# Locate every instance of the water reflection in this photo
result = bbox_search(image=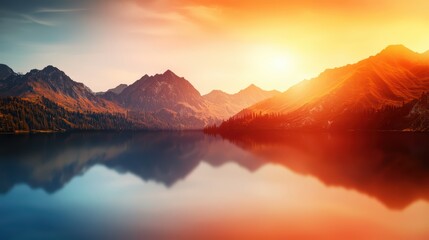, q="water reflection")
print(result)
[0,132,260,193]
[1,131,429,210]
[1,131,429,239]
[220,131,429,210]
